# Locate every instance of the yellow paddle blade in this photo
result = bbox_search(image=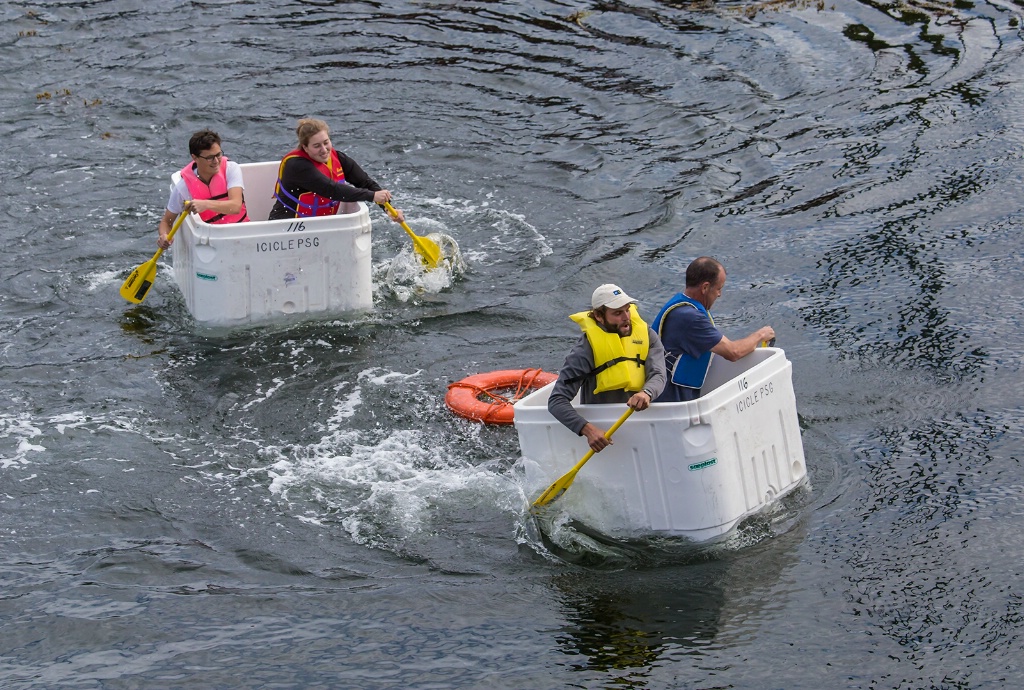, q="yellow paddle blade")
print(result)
[384,201,443,269]
[531,407,635,509]
[120,257,159,304]
[532,450,594,508]
[409,228,443,268]
[120,206,189,305]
